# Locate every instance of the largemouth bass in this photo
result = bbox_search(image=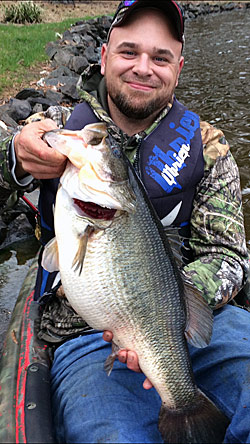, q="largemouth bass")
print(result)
[42,122,229,443]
